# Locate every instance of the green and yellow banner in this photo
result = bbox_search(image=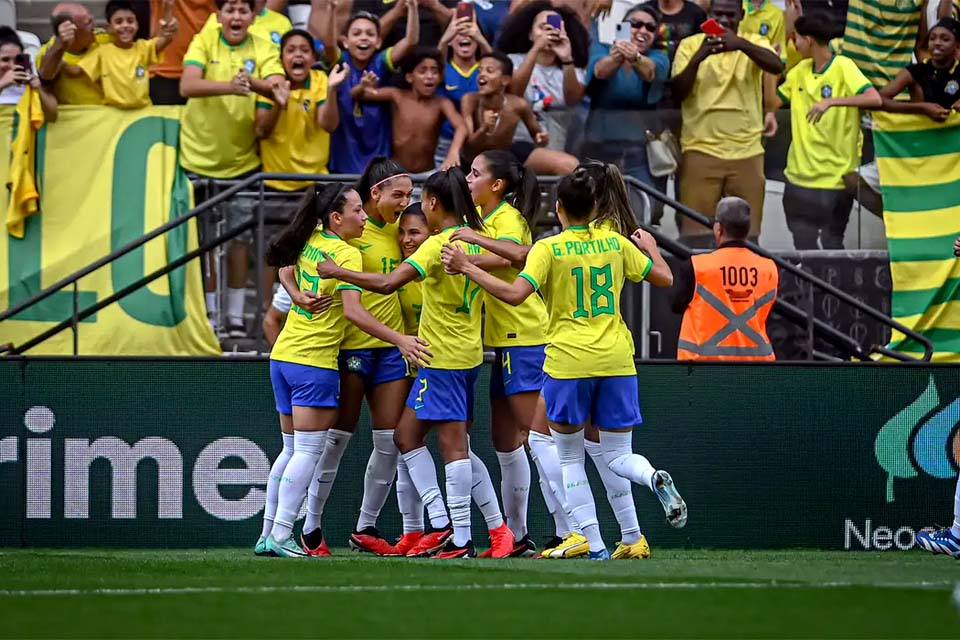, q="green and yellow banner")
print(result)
[0,106,220,355]
[874,112,960,362]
